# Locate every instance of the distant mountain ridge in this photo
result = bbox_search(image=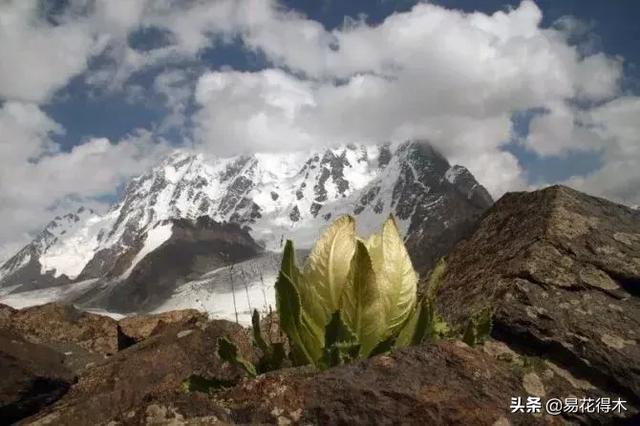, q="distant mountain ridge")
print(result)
[0,141,492,317]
